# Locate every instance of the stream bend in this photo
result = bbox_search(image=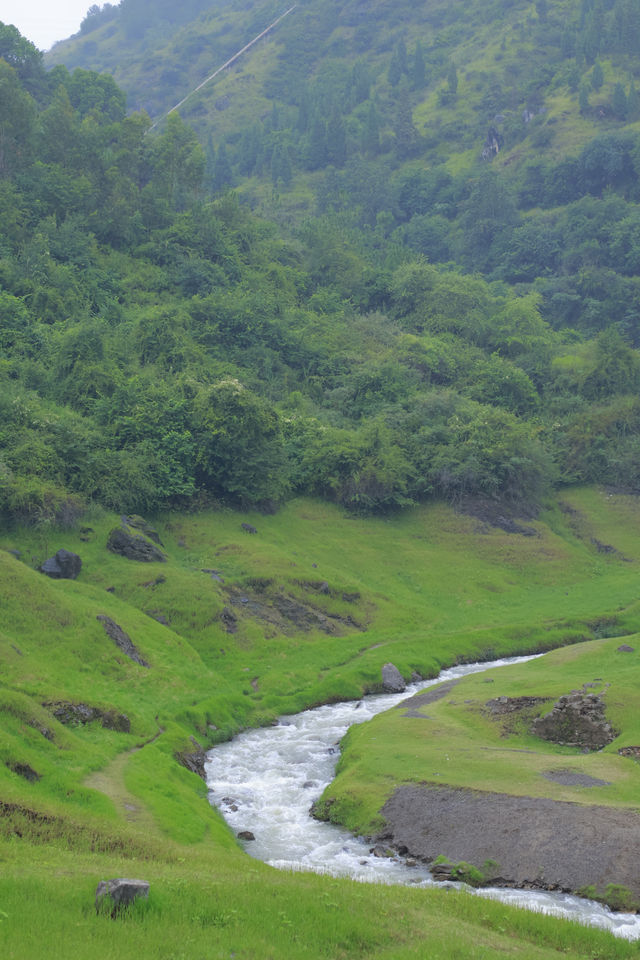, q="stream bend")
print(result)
[205,656,640,940]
